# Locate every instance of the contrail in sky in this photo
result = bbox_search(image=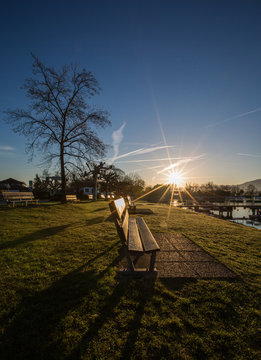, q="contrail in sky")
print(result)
[115,156,190,163]
[111,122,126,163]
[207,107,261,128]
[112,145,174,161]
[157,154,205,174]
